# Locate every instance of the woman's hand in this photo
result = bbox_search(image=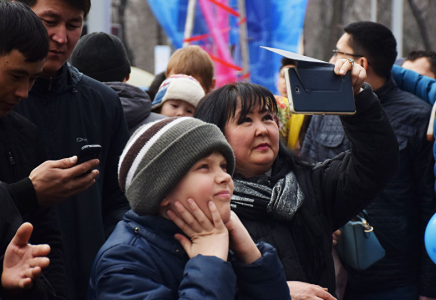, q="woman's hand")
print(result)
[334,58,367,95]
[1,223,51,292]
[167,199,229,261]
[287,281,337,300]
[225,211,261,264]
